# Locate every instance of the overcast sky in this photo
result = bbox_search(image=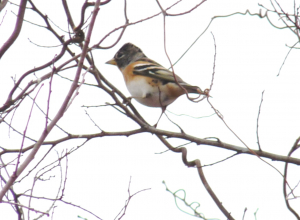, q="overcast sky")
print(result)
[1,0,300,220]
